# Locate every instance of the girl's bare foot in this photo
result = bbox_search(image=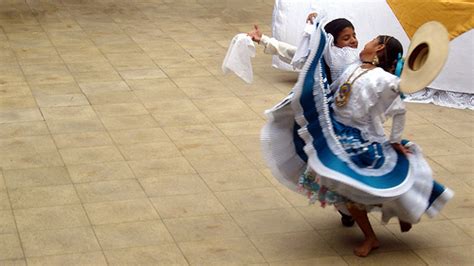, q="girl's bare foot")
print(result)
[354,237,380,257]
